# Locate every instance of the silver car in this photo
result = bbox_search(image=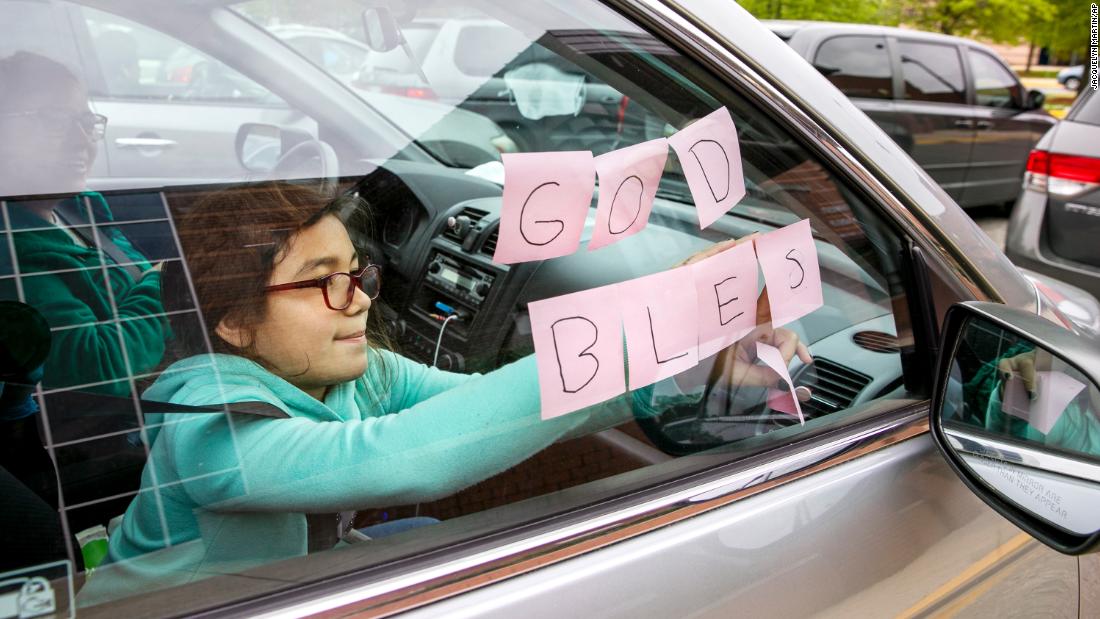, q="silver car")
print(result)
[0,0,1097,617]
